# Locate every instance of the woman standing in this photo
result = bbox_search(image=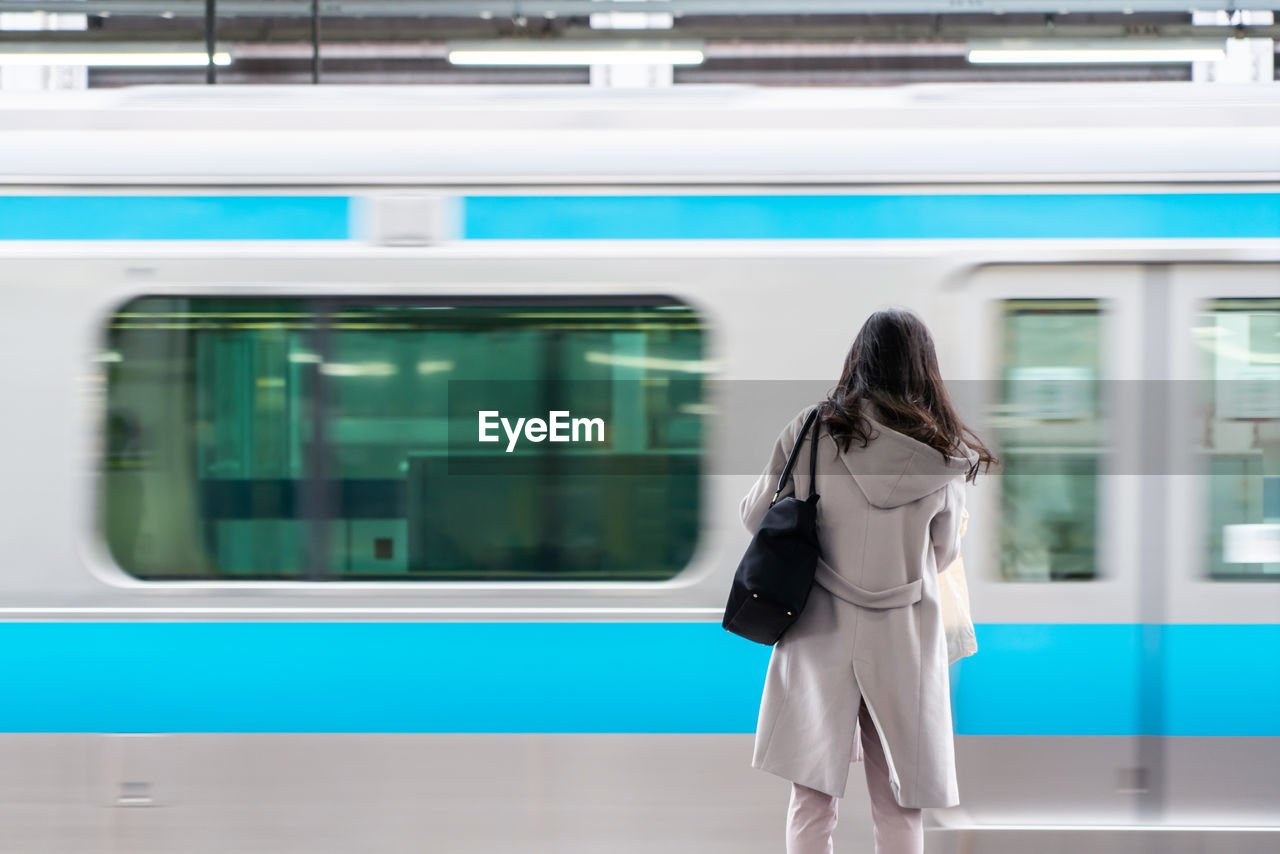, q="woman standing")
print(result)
[740,309,995,854]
